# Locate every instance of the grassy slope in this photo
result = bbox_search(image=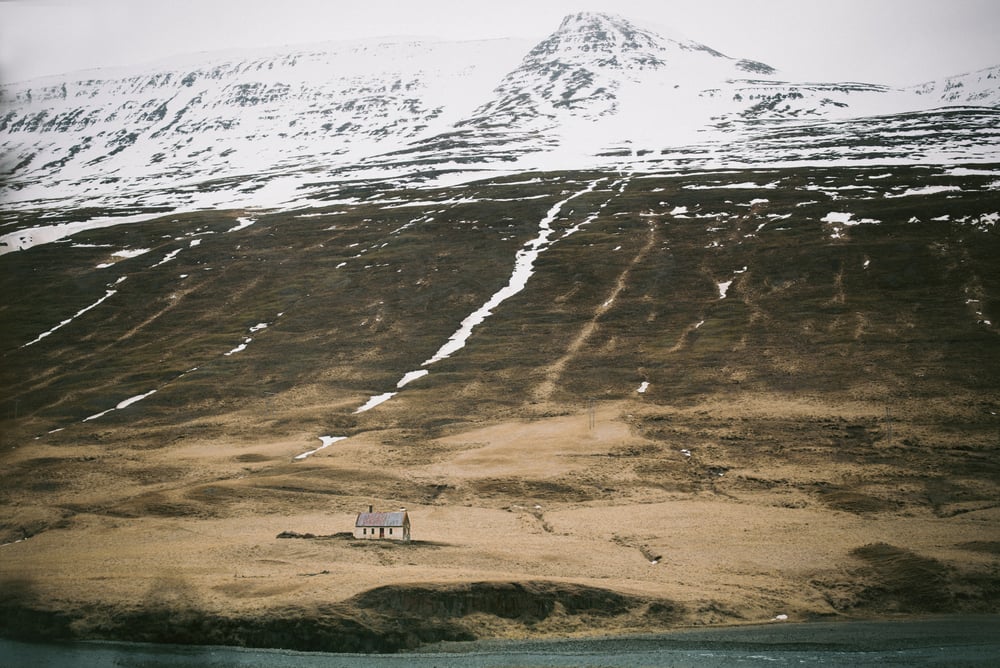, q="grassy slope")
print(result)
[1,165,998,649]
